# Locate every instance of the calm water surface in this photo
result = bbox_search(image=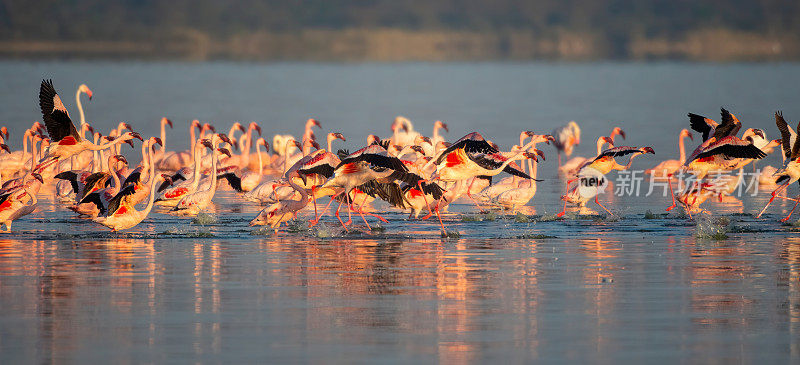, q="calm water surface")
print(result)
[0,62,799,362]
